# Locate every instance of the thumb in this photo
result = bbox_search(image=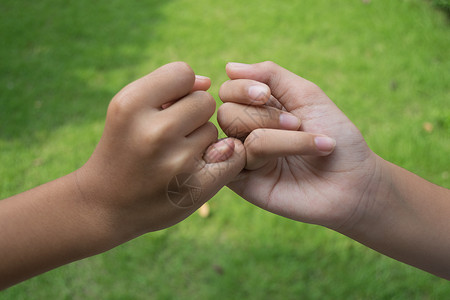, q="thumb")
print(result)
[245,129,336,170]
[197,138,246,198]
